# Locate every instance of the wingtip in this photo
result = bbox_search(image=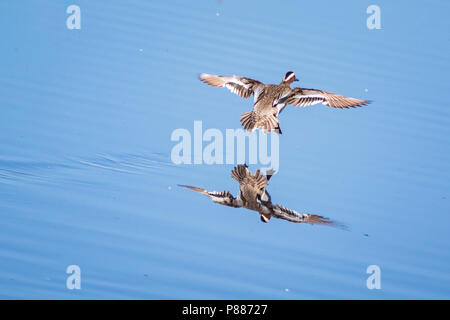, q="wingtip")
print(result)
[329,220,350,231]
[198,73,211,81]
[178,184,208,195]
[357,99,372,107]
[178,184,197,190]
